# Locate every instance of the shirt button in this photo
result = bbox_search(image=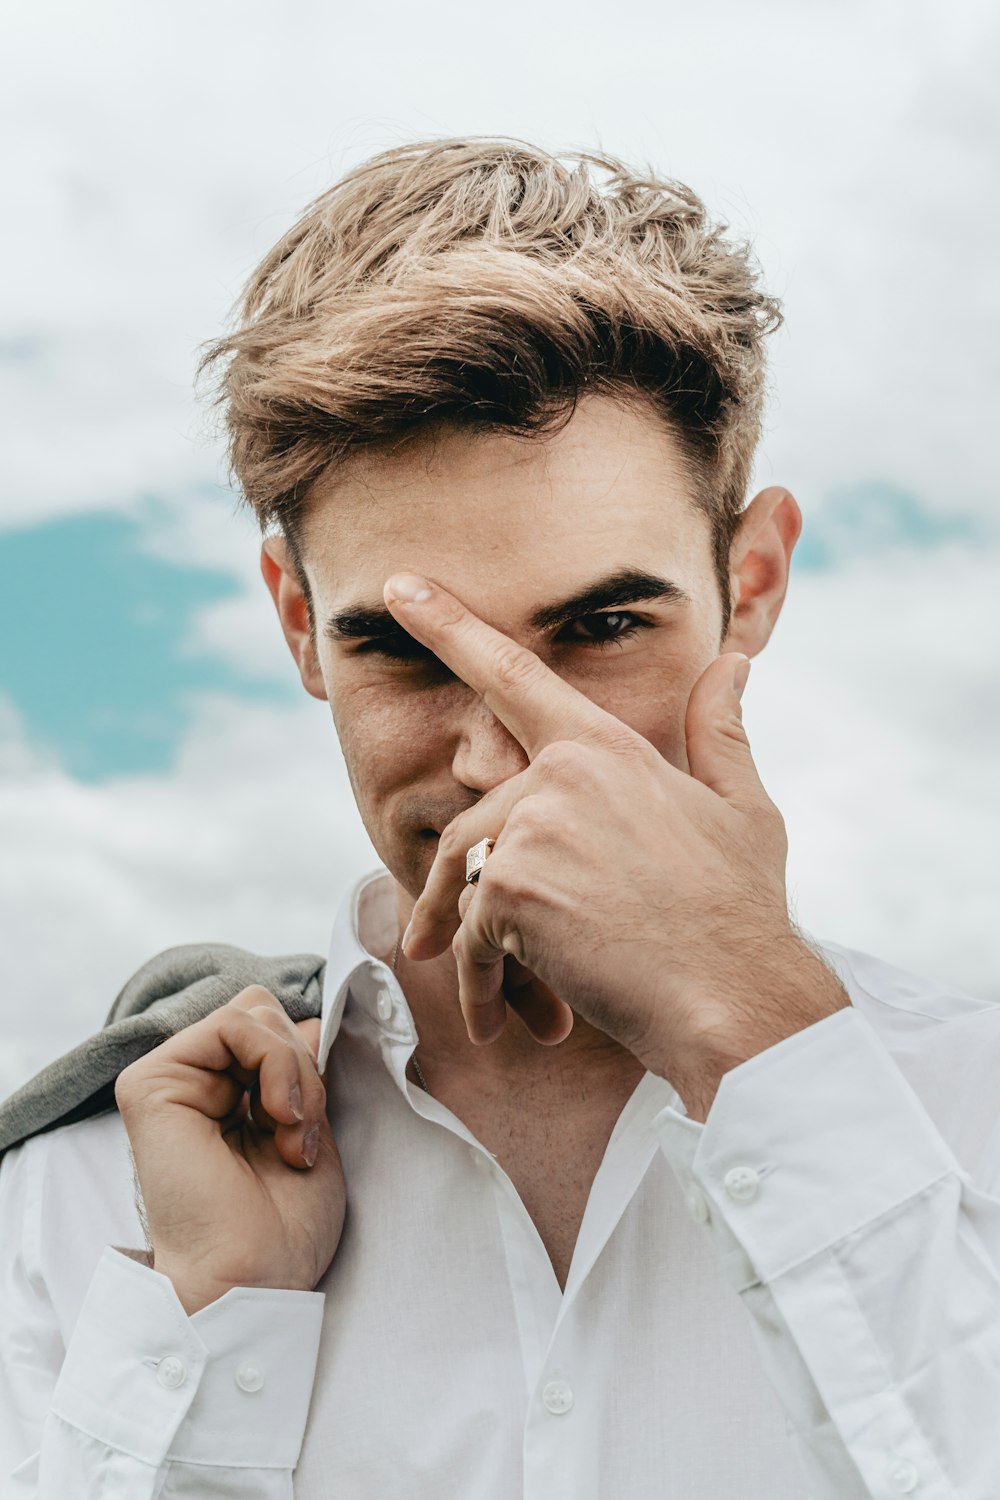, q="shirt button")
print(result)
[724,1166,760,1202]
[376,987,393,1021]
[886,1458,919,1493]
[685,1186,710,1223]
[156,1355,187,1389]
[541,1379,574,1414]
[235,1361,265,1393]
